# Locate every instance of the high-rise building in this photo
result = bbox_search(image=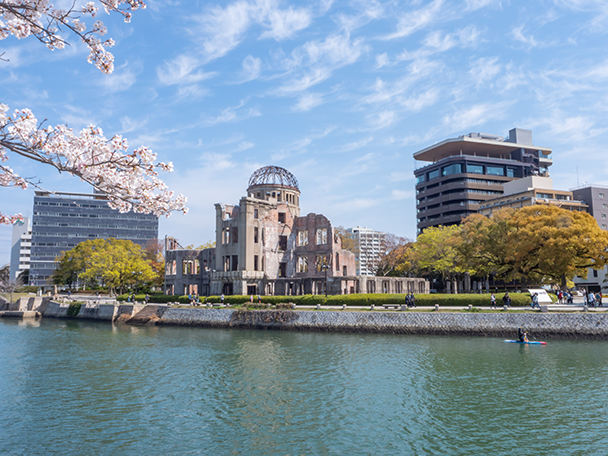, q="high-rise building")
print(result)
[571,186,608,231]
[9,217,31,282]
[413,128,552,233]
[346,226,385,276]
[29,191,158,288]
